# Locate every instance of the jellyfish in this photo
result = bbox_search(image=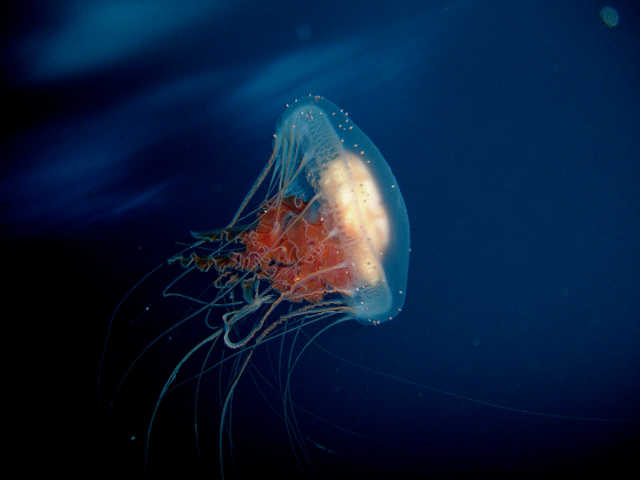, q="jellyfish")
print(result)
[100,95,410,478]
[599,6,619,28]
